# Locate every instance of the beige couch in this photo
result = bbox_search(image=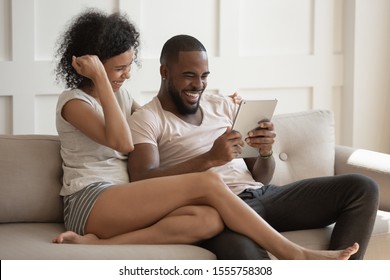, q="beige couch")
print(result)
[1,110,389,260]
